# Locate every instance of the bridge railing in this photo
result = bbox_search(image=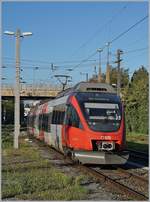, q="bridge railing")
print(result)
[2,84,62,97]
